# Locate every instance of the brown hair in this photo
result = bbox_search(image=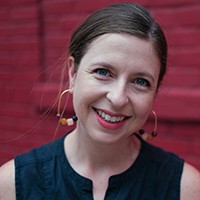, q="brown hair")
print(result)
[69,2,167,87]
